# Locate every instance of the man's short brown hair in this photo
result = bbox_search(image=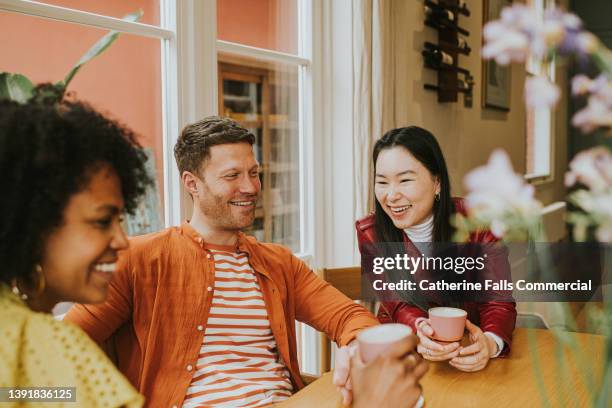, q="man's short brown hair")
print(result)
[174,116,255,175]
